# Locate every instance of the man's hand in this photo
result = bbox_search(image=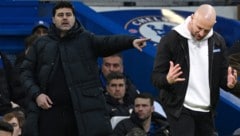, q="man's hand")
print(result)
[227,66,238,89]
[36,93,53,110]
[132,38,150,52]
[166,61,185,84]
